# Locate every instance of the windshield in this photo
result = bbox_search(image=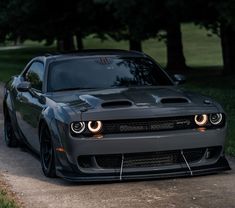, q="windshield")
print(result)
[47,57,173,92]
